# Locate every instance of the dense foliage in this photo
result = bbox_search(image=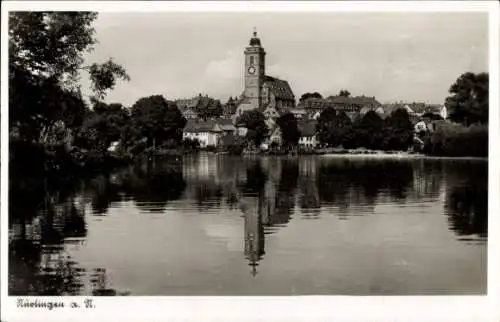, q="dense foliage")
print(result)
[338,89,351,97]
[423,123,488,157]
[236,110,268,148]
[316,108,414,151]
[9,12,130,144]
[299,92,323,102]
[445,72,488,126]
[130,95,186,150]
[276,112,300,149]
